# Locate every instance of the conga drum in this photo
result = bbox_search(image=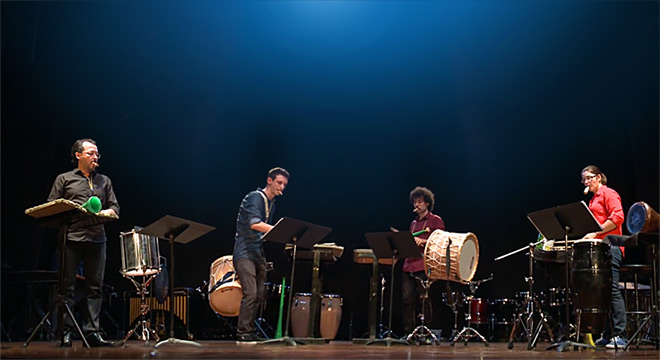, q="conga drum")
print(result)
[570,240,612,333]
[290,293,312,338]
[320,294,342,339]
[424,230,479,283]
[208,255,242,317]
